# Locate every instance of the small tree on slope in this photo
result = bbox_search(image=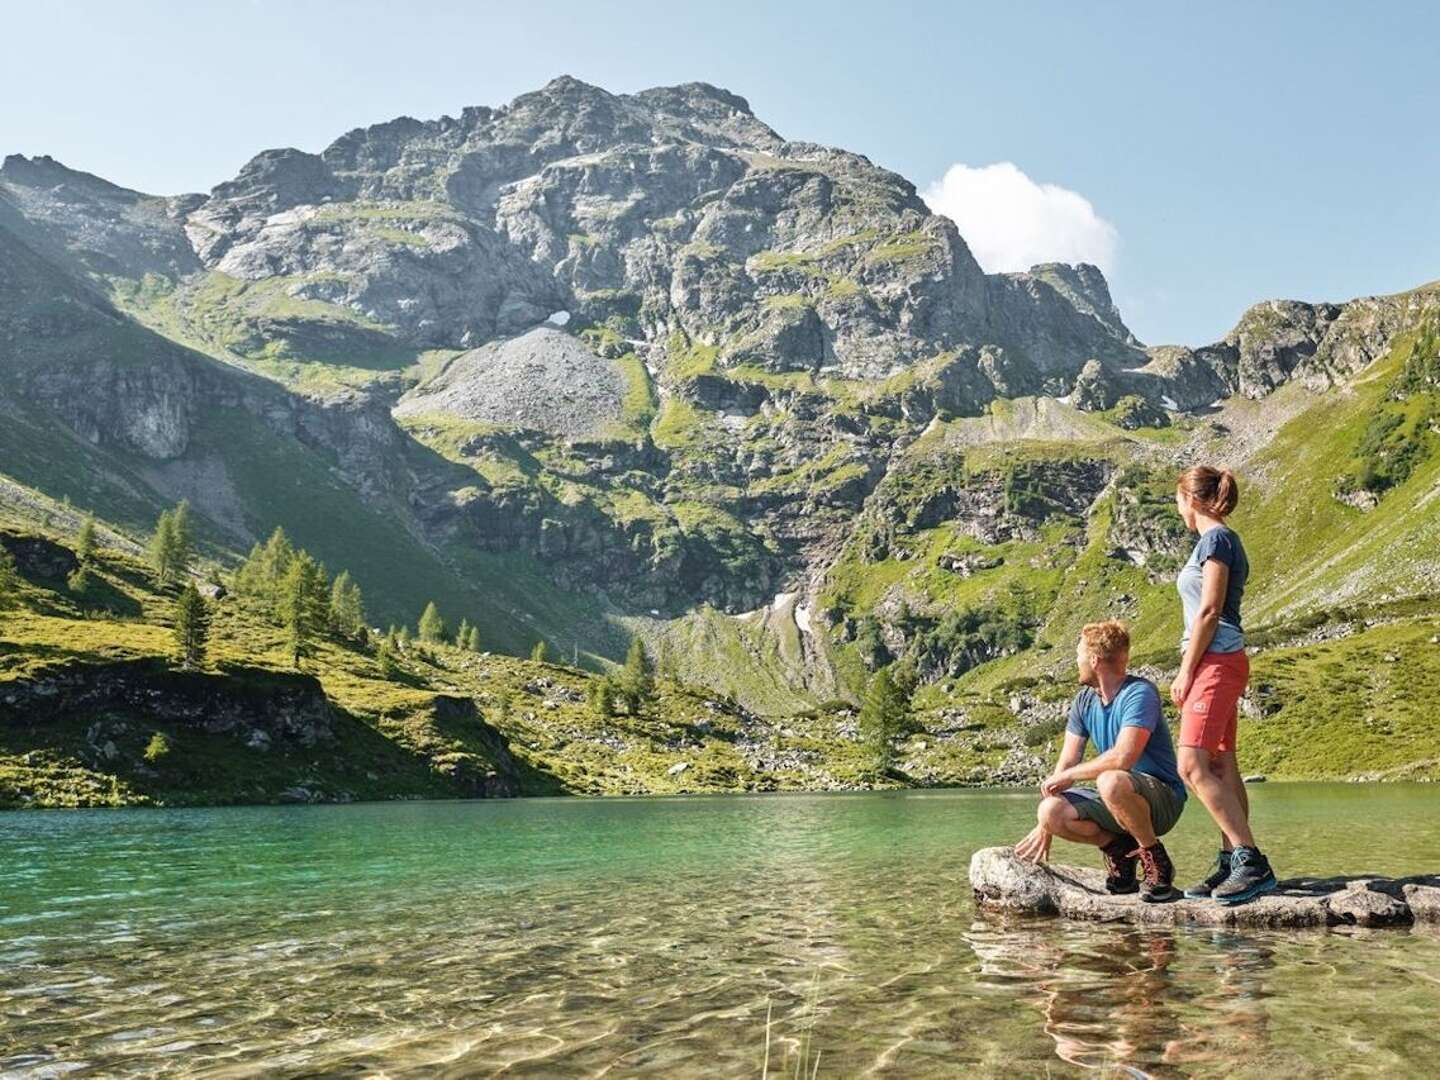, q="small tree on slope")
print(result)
[173,582,210,671]
[858,665,910,778]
